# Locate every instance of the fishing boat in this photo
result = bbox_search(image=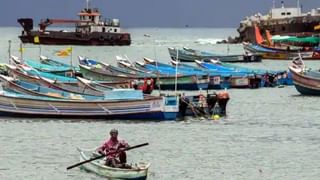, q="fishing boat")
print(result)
[11,55,75,77]
[17,0,131,46]
[0,74,103,100]
[134,61,209,90]
[80,56,209,90]
[116,56,152,74]
[0,90,179,120]
[39,56,73,67]
[13,58,153,94]
[77,77,127,94]
[39,55,80,74]
[168,47,262,63]
[243,42,320,60]
[242,25,320,60]
[288,56,320,95]
[6,64,133,96]
[78,148,150,179]
[194,60,255,88]
[79,56,154,78]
